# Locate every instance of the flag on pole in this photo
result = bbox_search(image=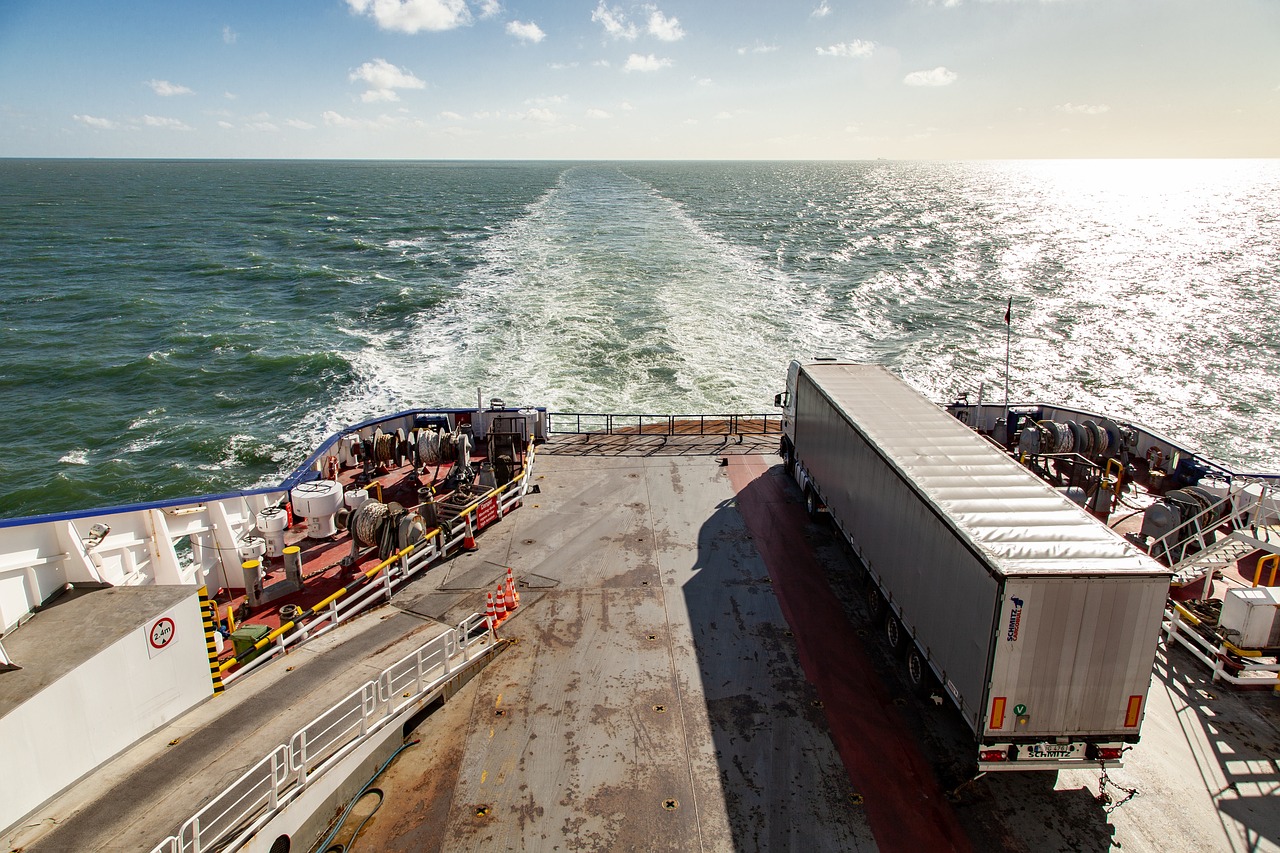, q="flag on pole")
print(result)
[1003,297,1011,325]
